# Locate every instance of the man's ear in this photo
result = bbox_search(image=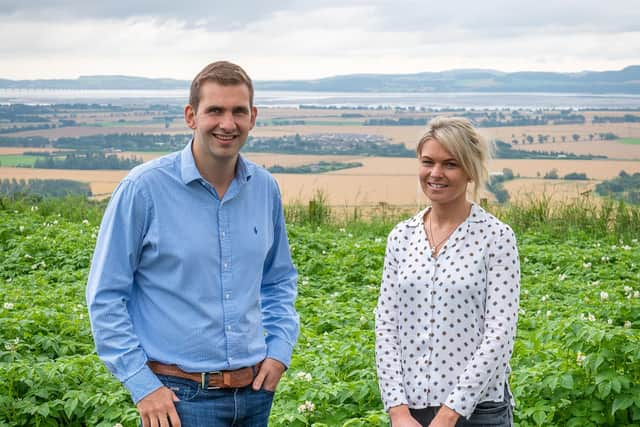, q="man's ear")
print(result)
[184,104,197,130]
